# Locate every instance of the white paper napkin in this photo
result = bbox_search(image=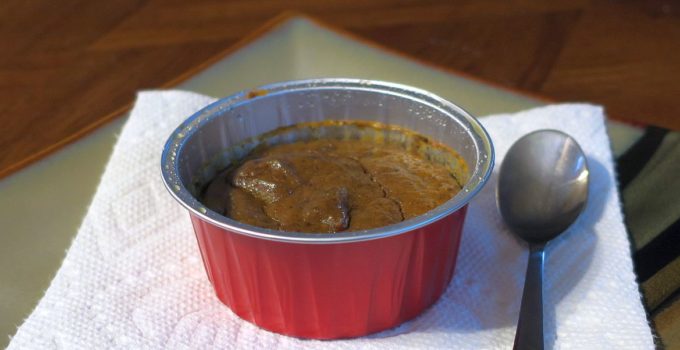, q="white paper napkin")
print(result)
[8,91,654,349]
